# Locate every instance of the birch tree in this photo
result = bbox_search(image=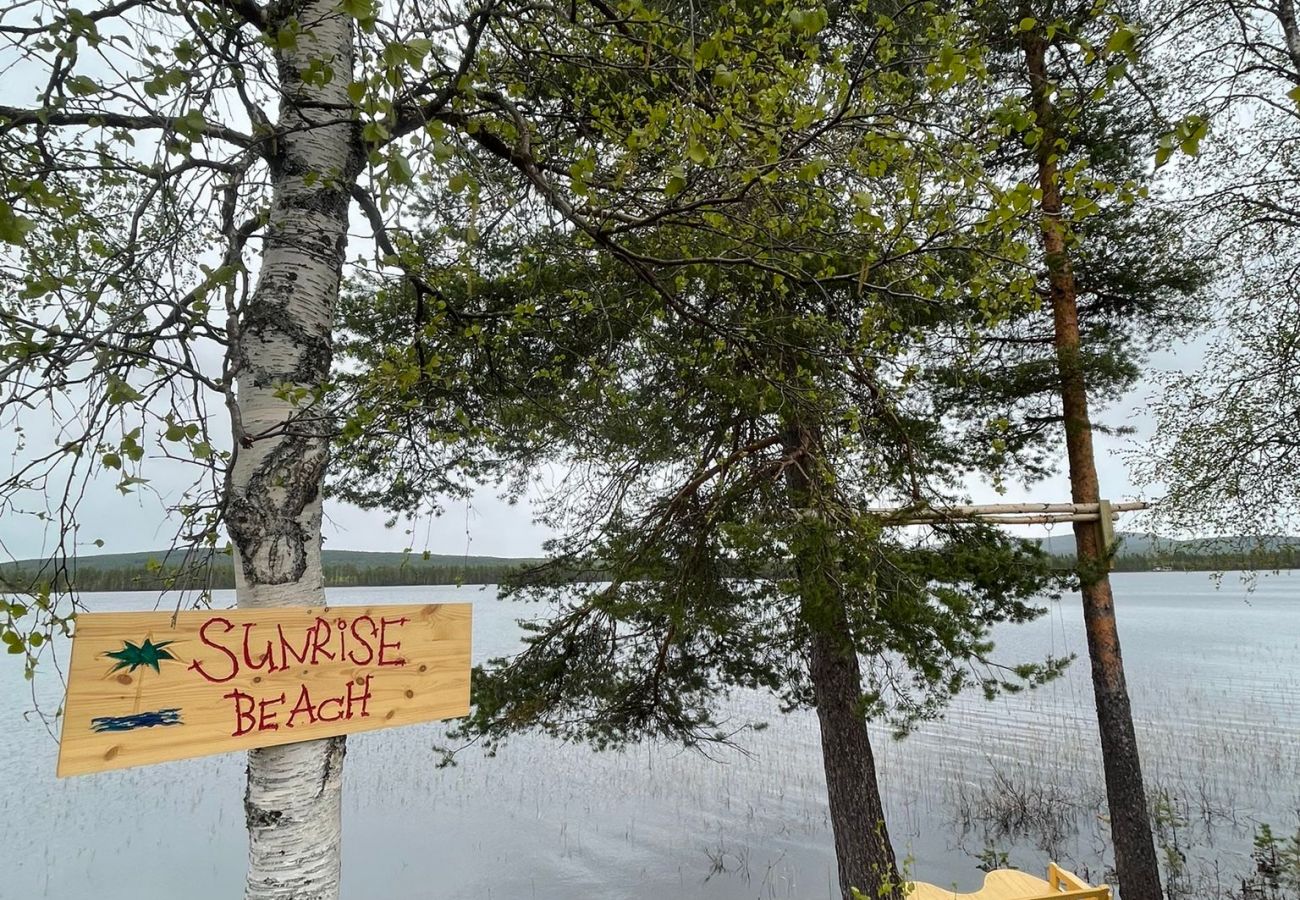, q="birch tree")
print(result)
[1140,0,1300,542]
[0,0,500,895]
